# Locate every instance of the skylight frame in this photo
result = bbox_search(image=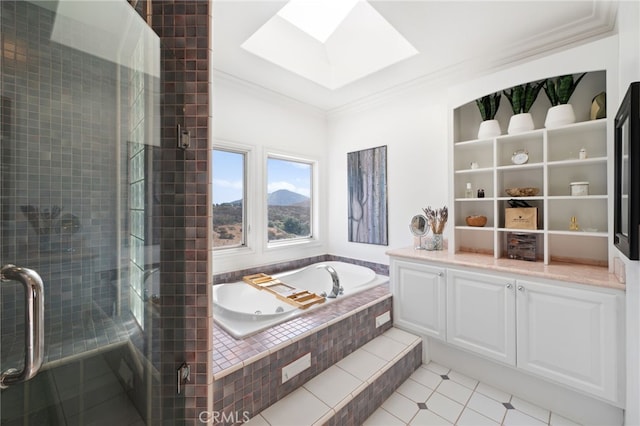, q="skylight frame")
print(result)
[277,0,360,43]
